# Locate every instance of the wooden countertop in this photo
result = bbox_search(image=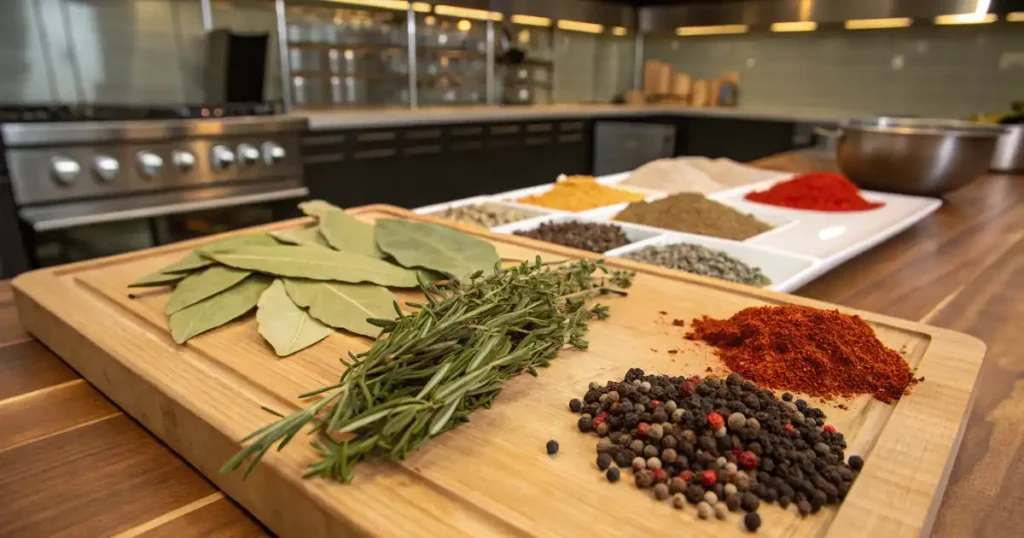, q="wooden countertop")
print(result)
[1,152,1021,537]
